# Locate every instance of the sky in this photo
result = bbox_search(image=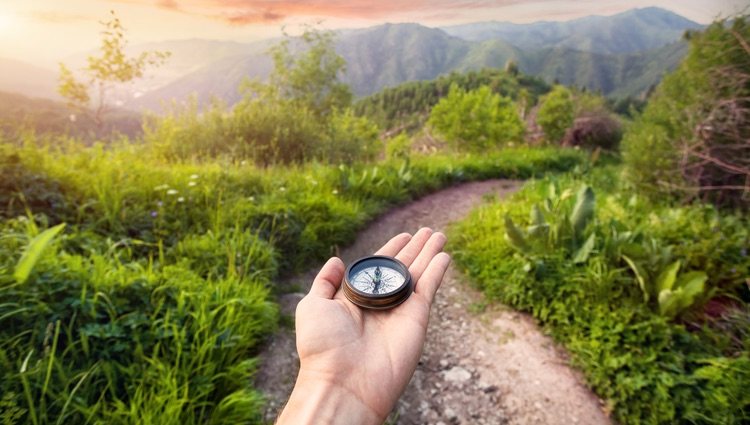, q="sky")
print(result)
[0,0,746,67]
